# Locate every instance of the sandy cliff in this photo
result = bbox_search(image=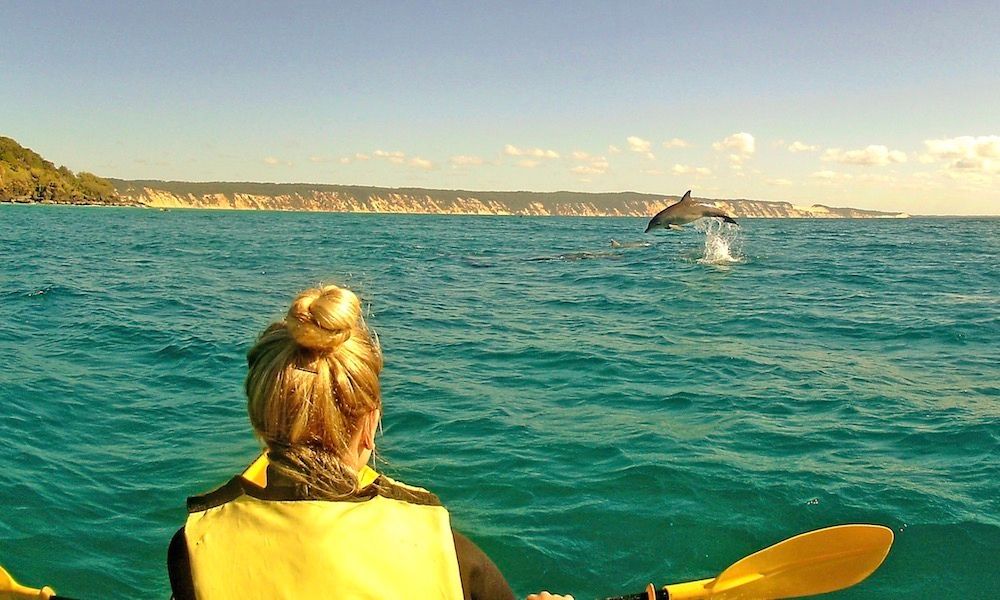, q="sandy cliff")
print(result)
[112,180,909,219]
